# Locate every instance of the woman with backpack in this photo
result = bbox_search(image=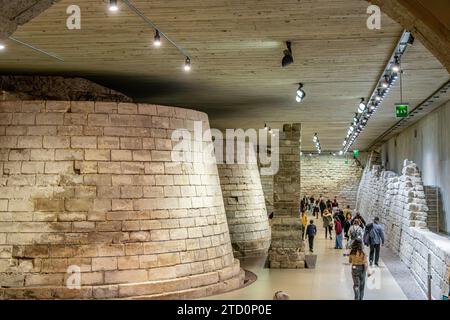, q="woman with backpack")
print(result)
[322,209,333,240]
[349,239,369,300]
[344,219,364,256]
